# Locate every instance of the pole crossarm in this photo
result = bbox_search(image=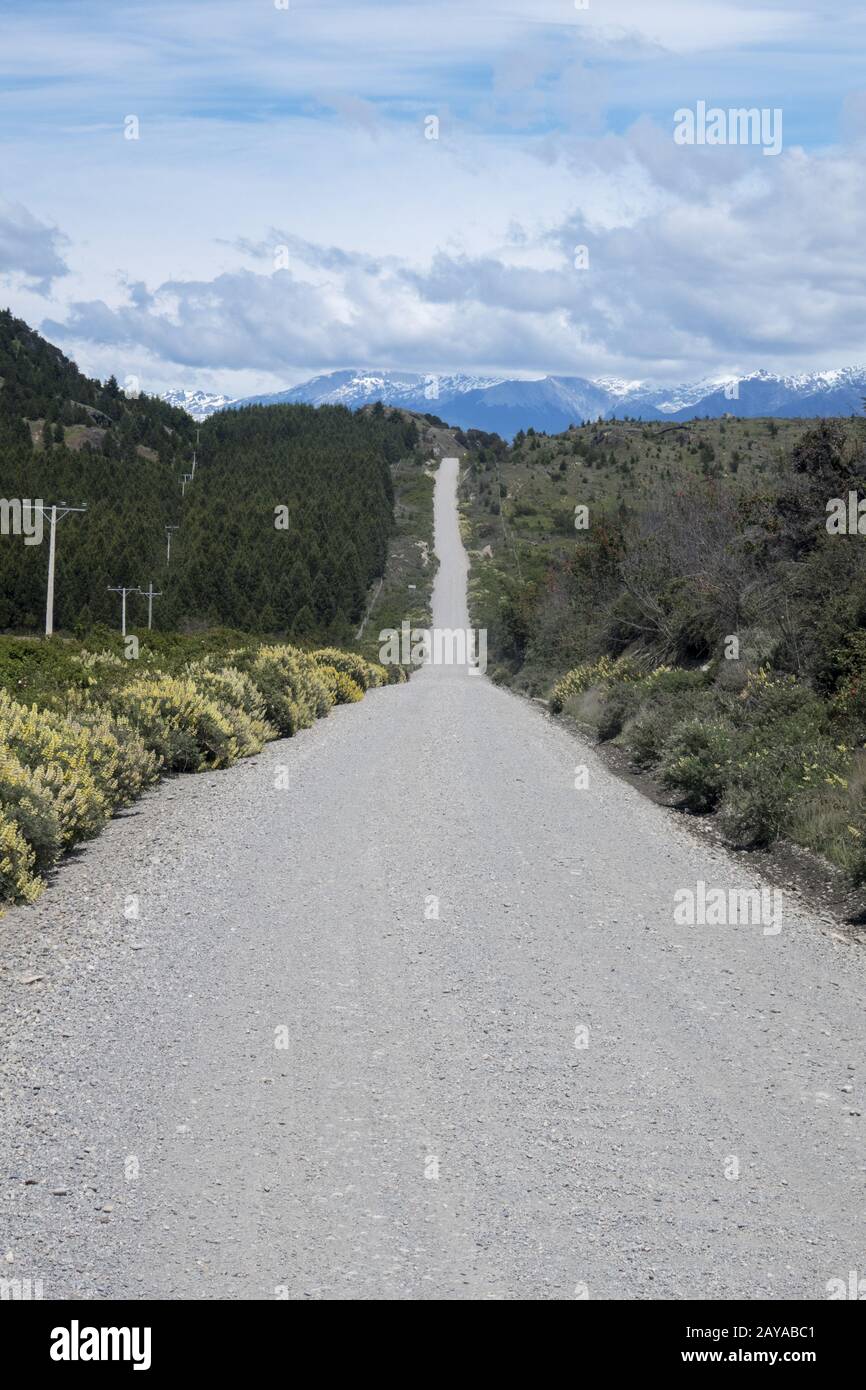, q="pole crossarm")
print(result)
[35,504,87,522]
